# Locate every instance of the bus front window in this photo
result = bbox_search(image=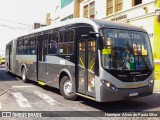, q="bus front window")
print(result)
[101,29,153,71]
